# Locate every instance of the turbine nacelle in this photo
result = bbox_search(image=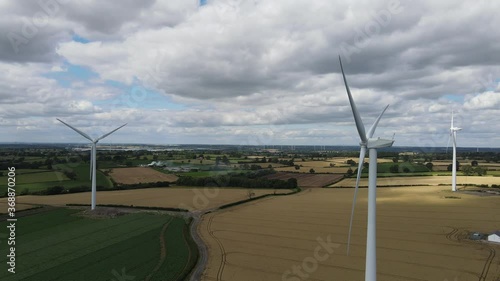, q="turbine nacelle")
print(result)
[367,138,394,149]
